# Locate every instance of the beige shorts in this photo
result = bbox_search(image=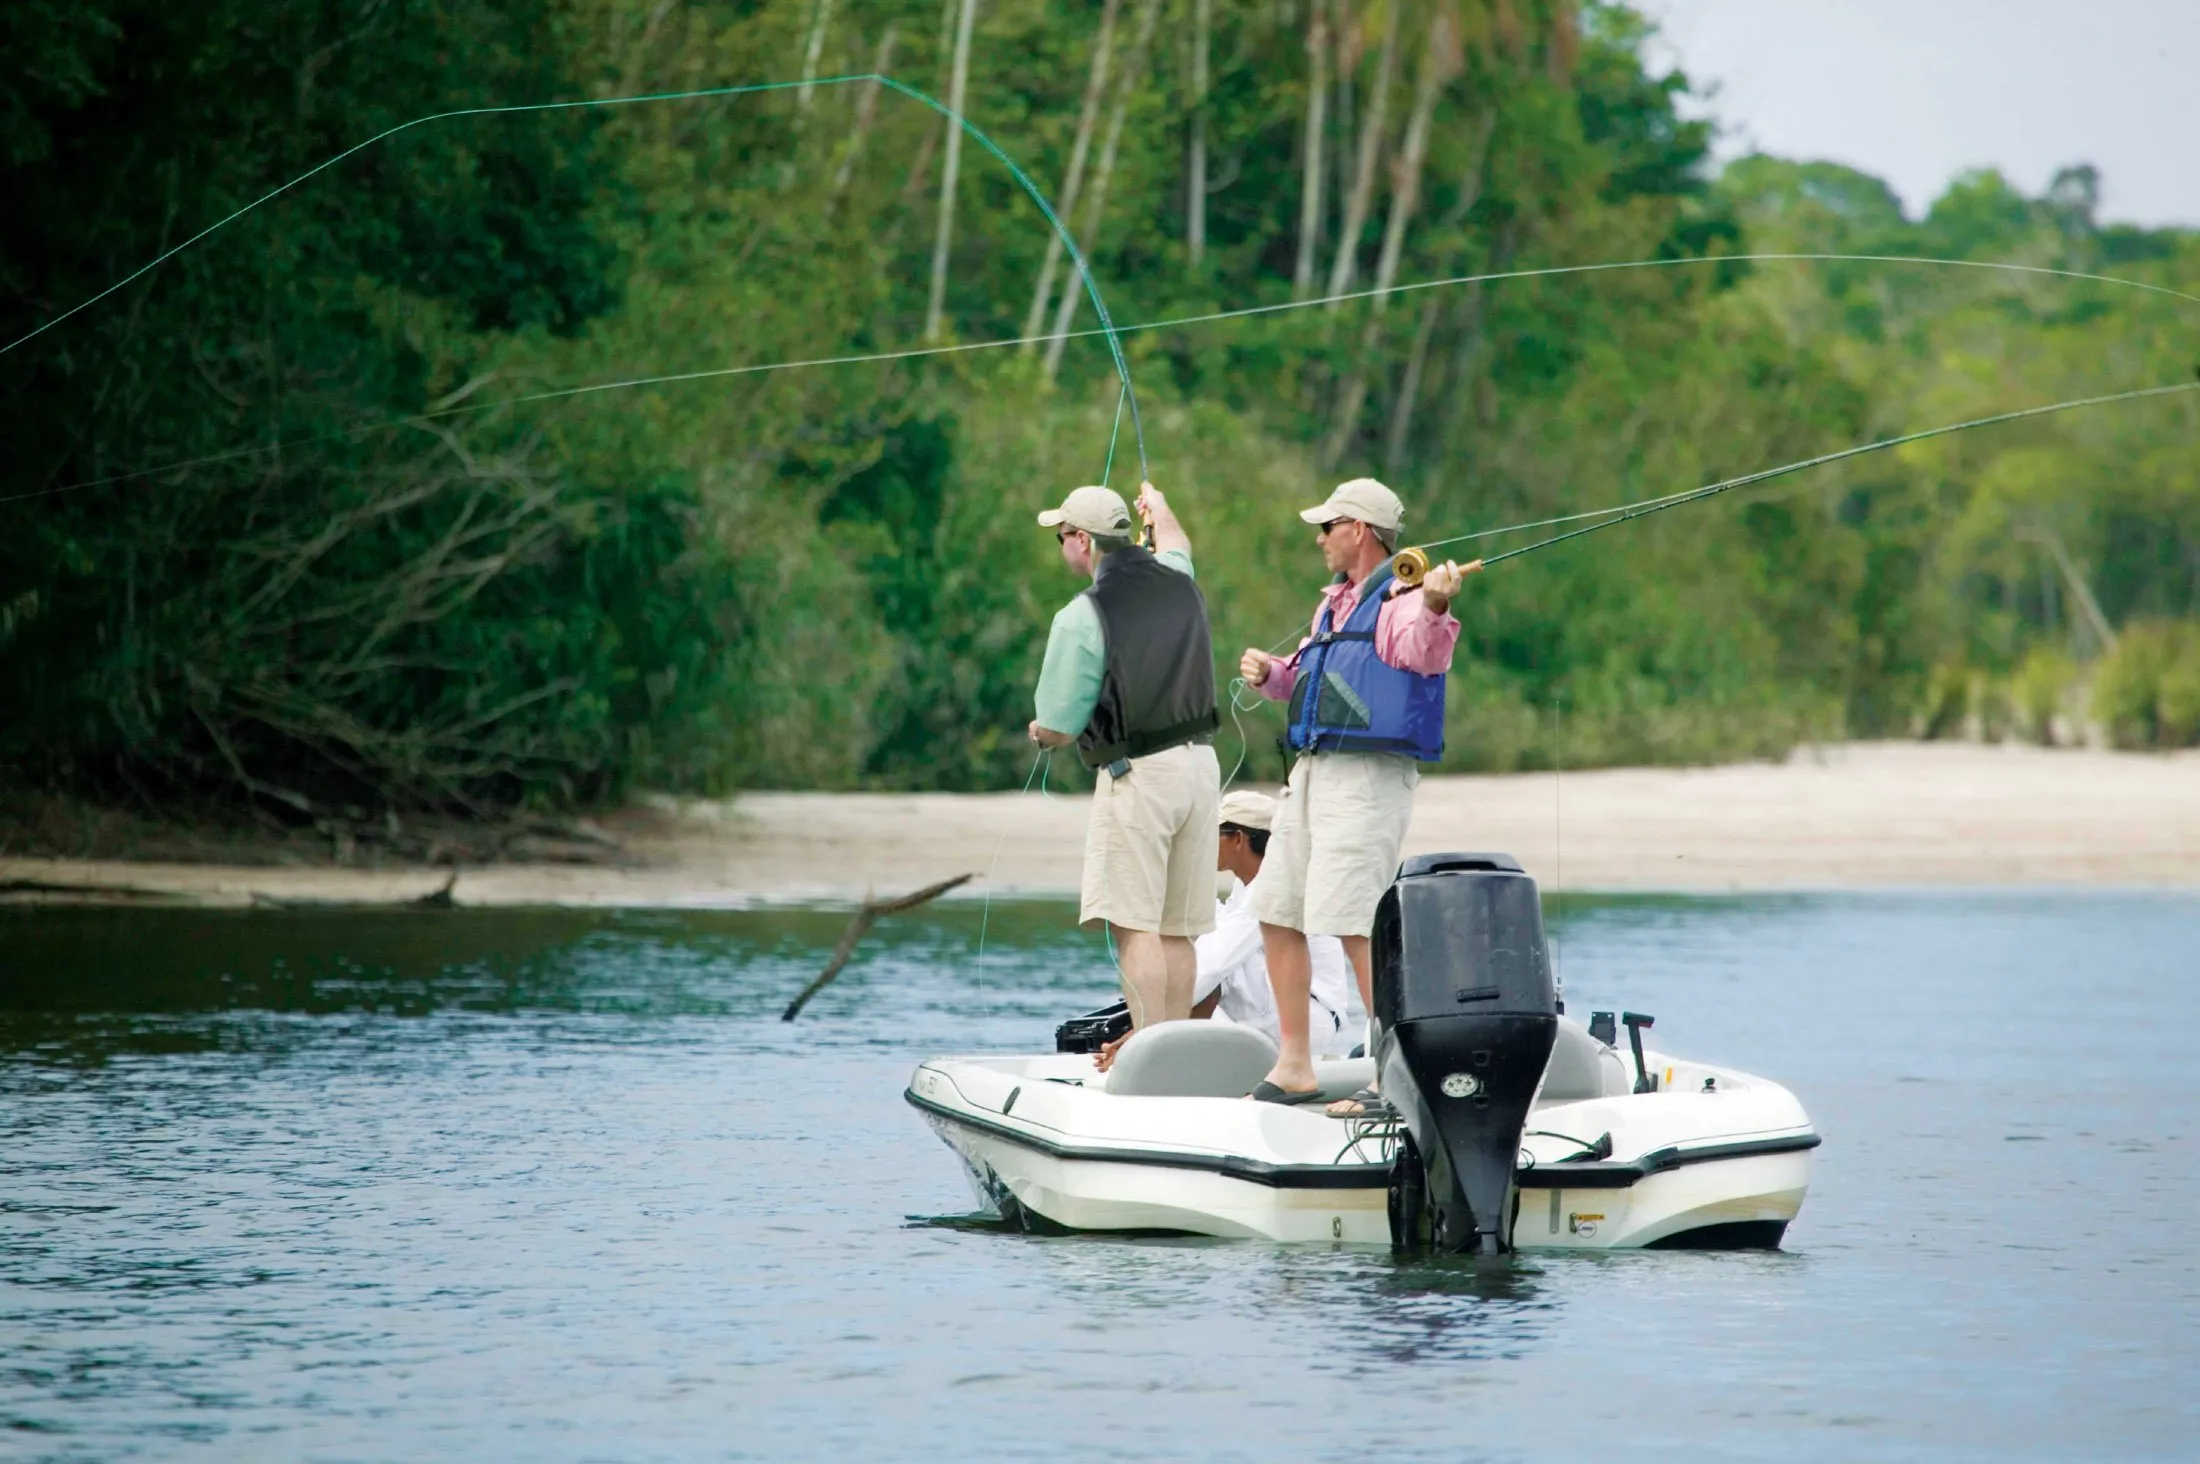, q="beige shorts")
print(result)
[1246,751,1419,938]
[1078,741,1221,937]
